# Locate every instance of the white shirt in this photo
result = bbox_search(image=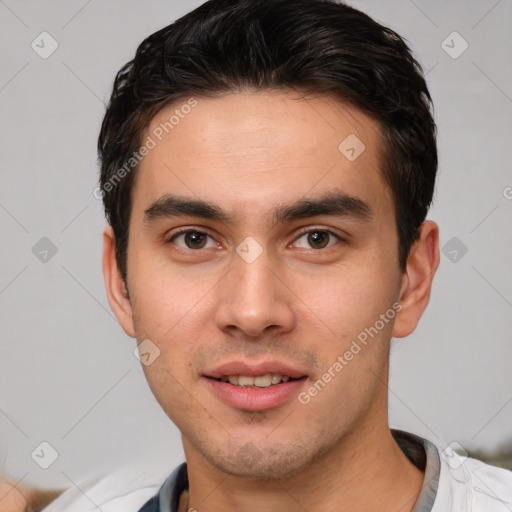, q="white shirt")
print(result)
[42,430,512,511]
